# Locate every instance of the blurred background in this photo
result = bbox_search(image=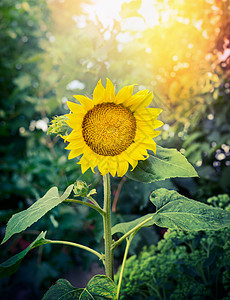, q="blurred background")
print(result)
[0,0,230,299]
